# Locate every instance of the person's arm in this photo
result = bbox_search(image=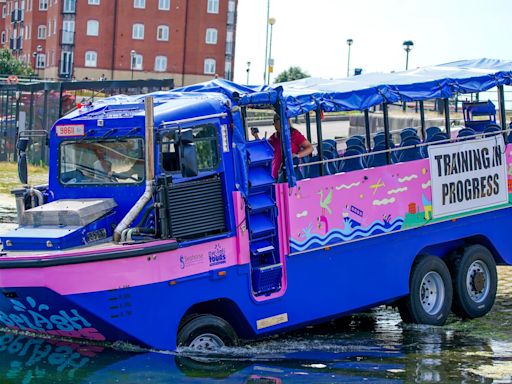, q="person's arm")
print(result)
[293,139,313,159]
